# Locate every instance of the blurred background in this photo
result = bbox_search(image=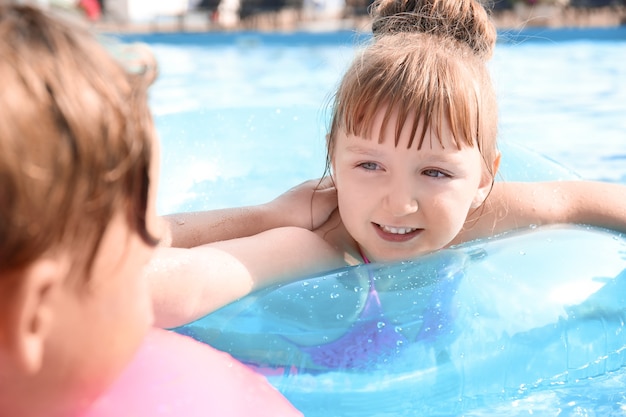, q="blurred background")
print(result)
[9,0,626,32]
